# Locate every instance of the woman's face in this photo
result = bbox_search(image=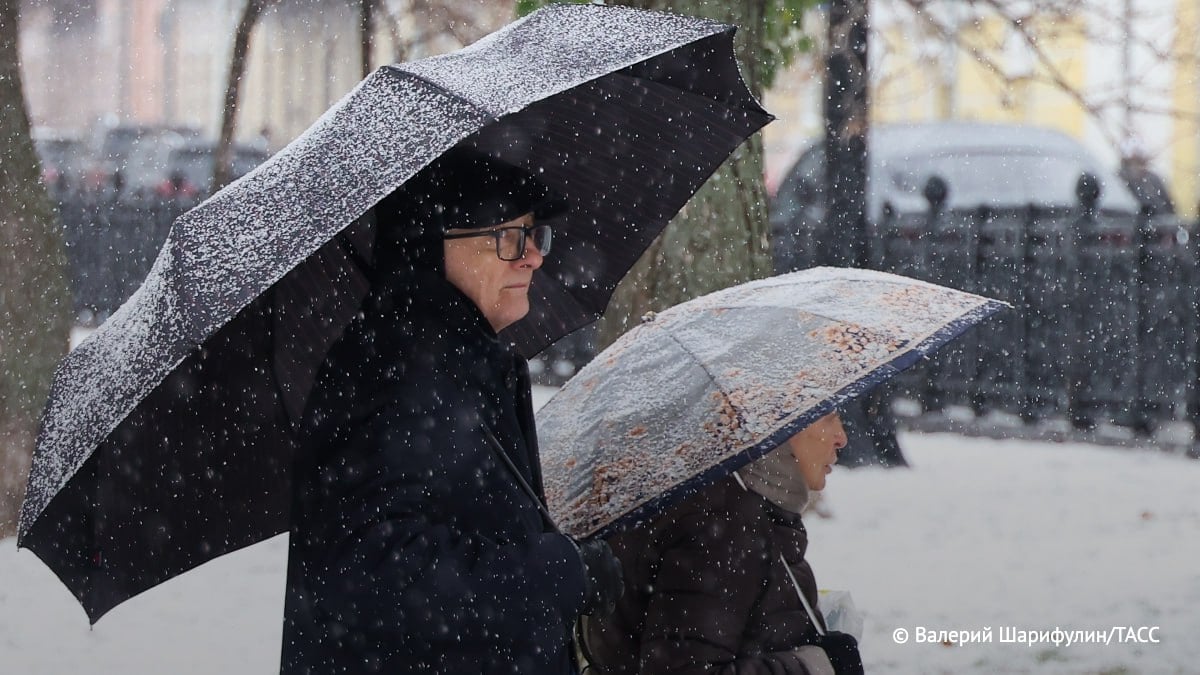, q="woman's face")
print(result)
[785,412,848,491]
